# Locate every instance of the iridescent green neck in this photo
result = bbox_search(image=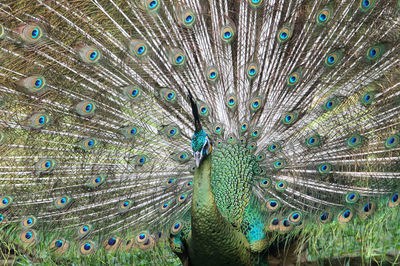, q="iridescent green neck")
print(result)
[189,144,258,265]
